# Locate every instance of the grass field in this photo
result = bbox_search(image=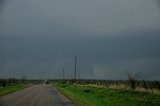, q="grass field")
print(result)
[0,84,29,97]
[54,83,160,106]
